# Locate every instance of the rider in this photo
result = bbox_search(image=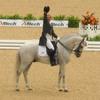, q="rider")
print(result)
[39,6,58,66]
